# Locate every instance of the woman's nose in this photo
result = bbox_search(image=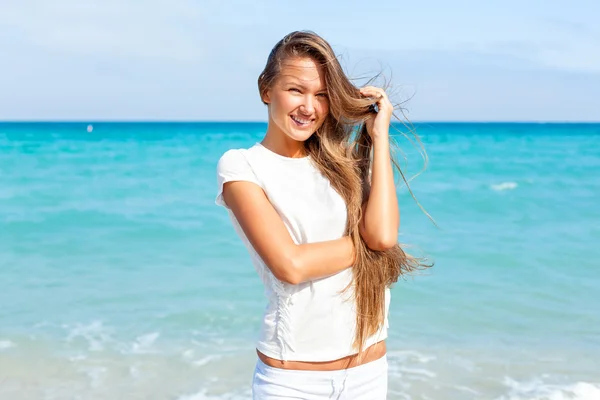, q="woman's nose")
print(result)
[299,96,315,114]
